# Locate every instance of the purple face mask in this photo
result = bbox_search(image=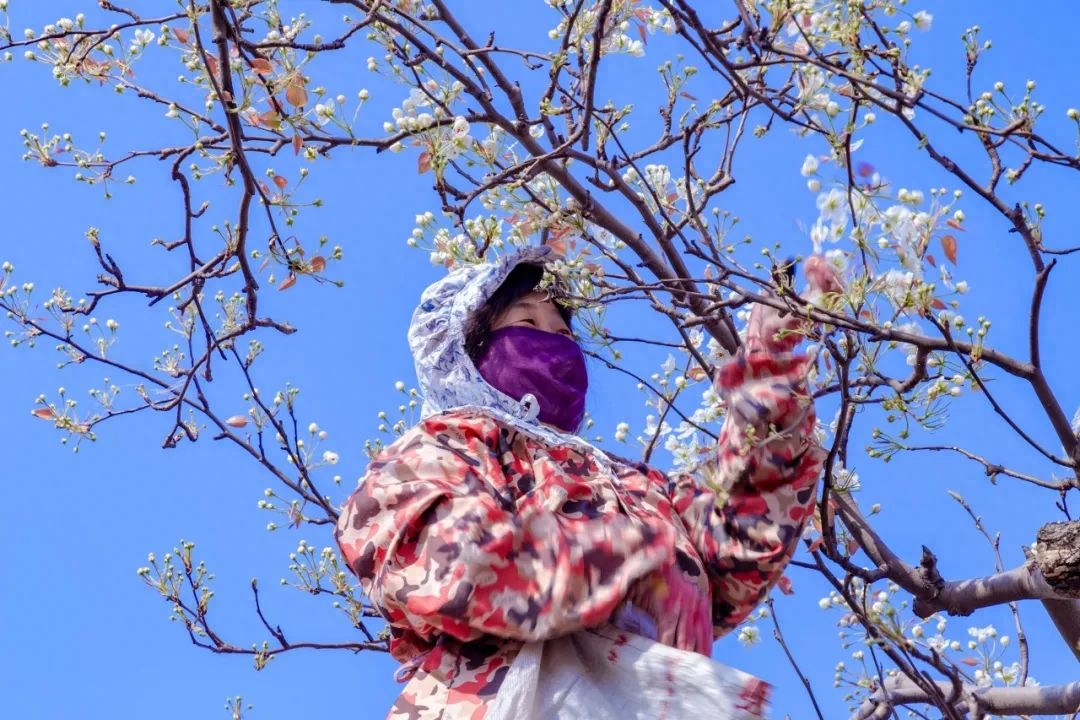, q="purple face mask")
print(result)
[475,326,588,433]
